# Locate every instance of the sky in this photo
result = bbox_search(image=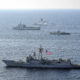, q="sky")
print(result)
[0,0,80,9]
